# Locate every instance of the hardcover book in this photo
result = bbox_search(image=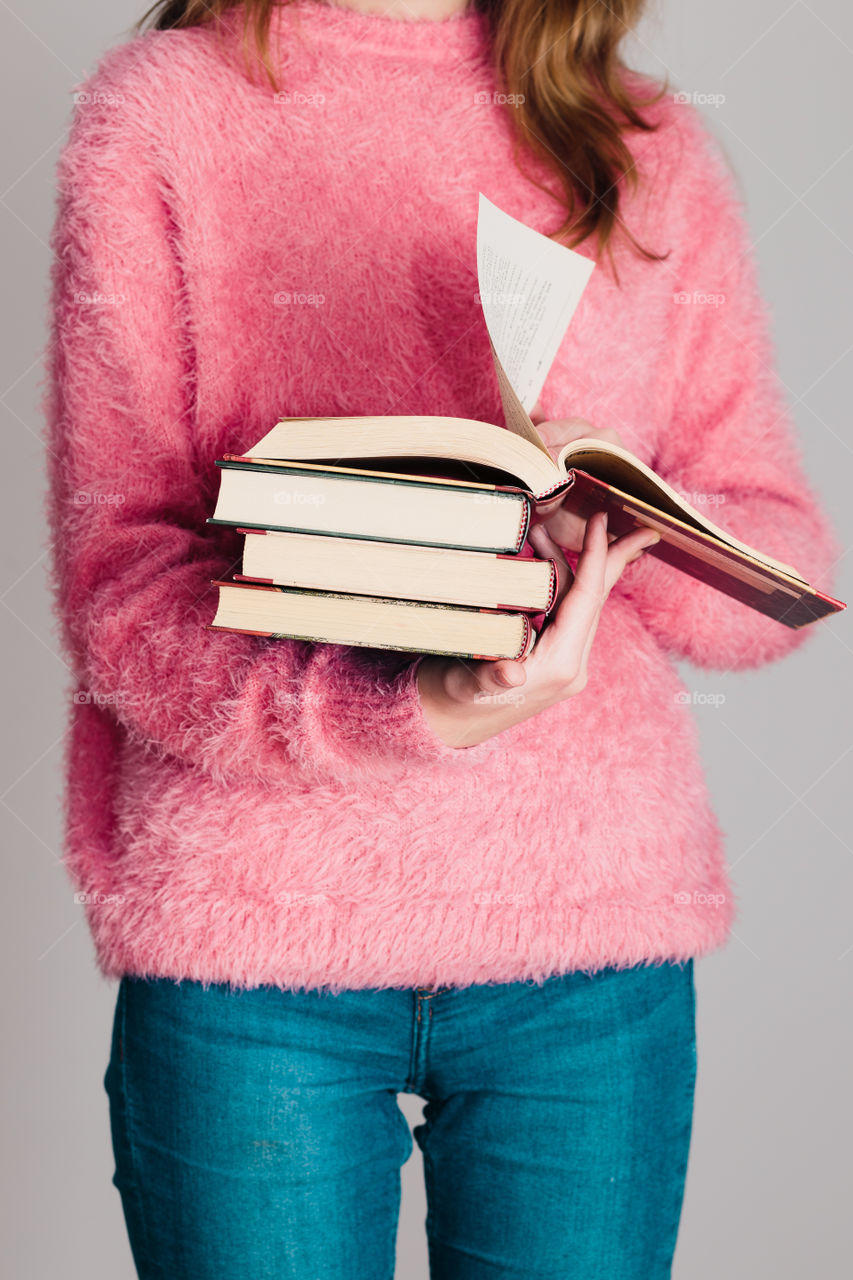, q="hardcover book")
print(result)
[209,580,535,661]
[235,528,557,613]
